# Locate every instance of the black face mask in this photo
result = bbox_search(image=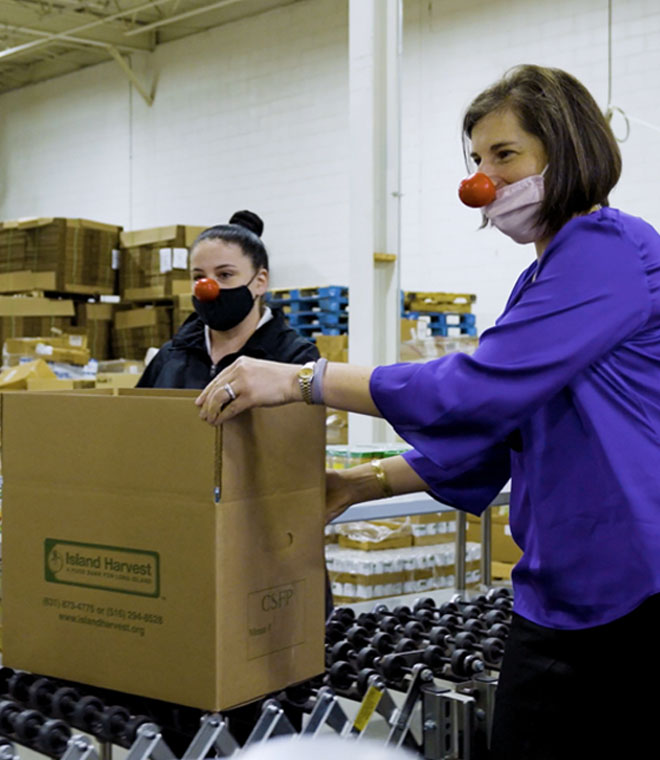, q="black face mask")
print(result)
[192,273,258,332]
